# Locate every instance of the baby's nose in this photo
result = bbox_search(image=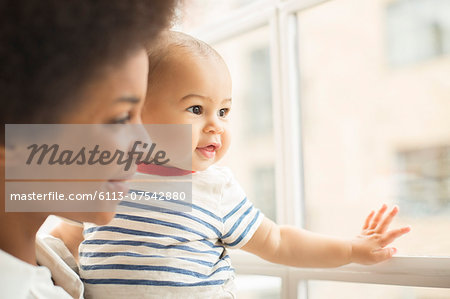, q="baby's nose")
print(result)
[204,118,224,134]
